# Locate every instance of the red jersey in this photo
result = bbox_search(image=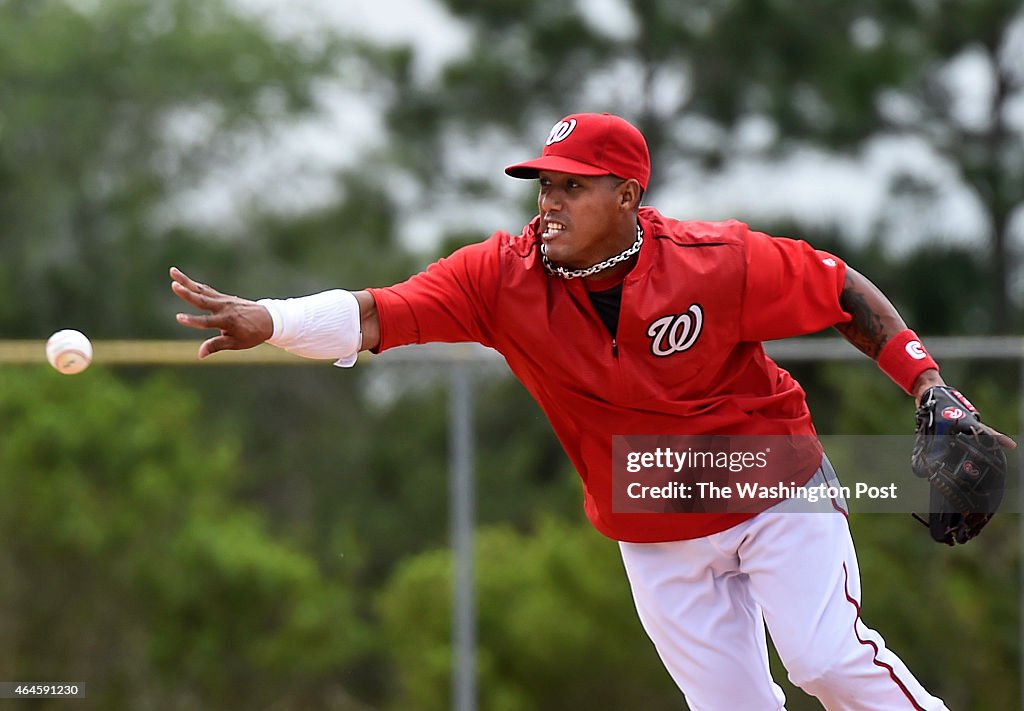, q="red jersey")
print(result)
[368,207,851,542]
